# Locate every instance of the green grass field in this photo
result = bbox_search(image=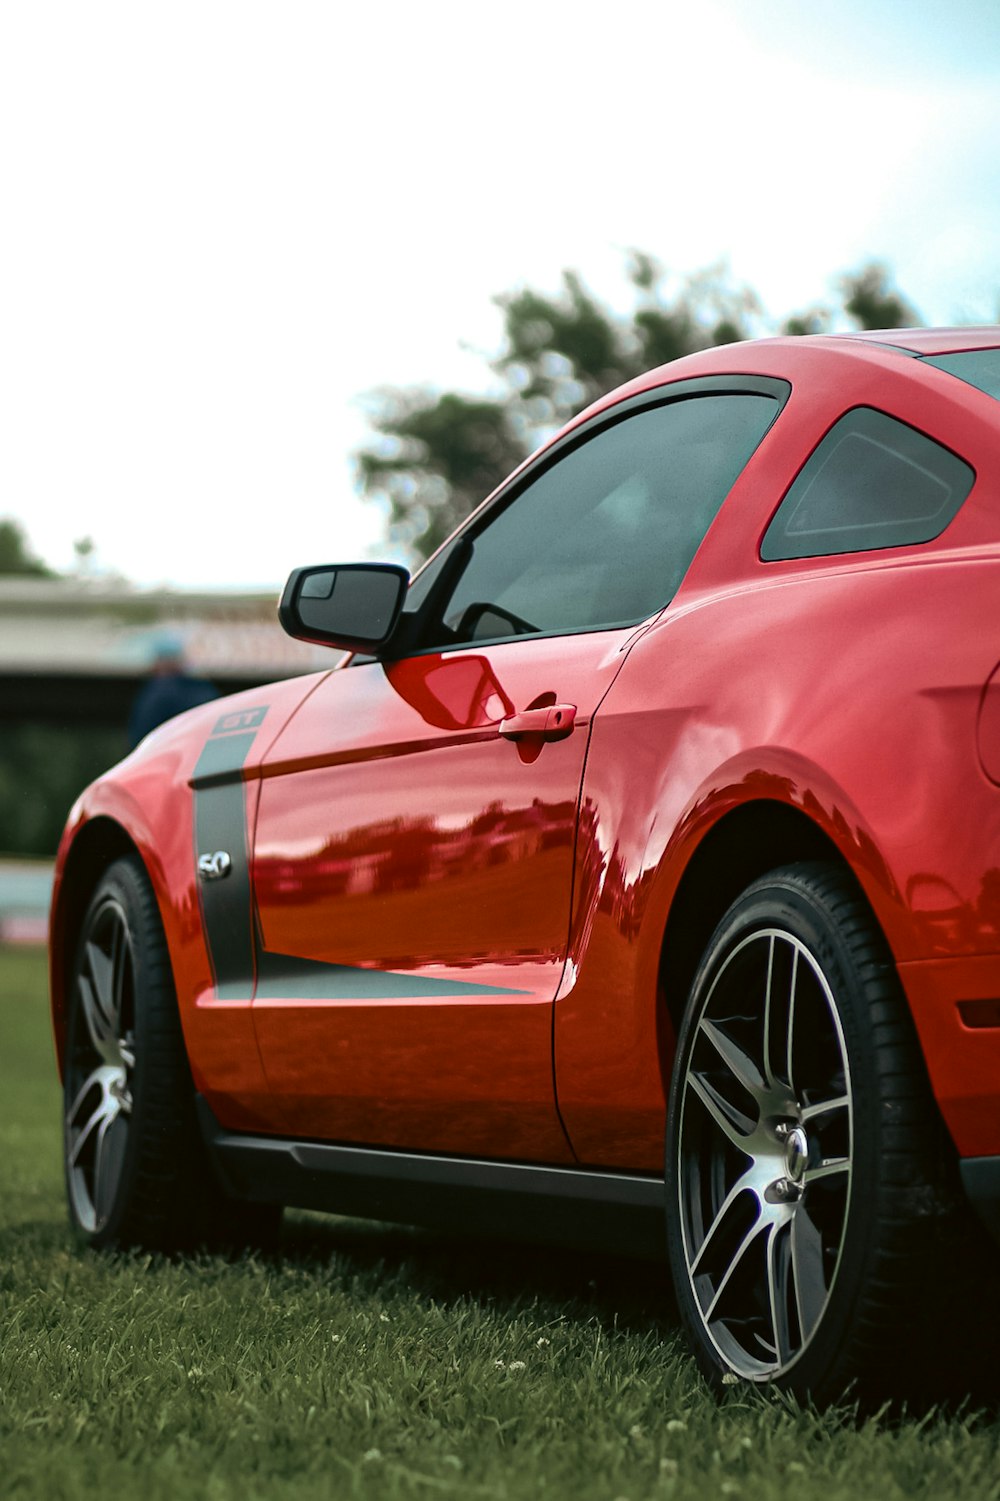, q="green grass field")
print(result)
[3,944,1000,1500]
